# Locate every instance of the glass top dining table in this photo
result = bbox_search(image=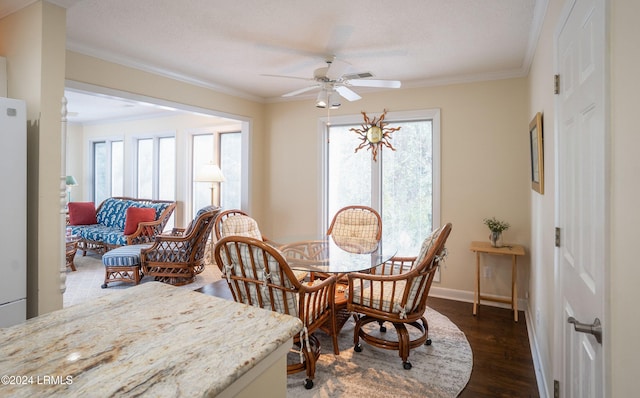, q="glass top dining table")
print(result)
[277,236,396,274]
